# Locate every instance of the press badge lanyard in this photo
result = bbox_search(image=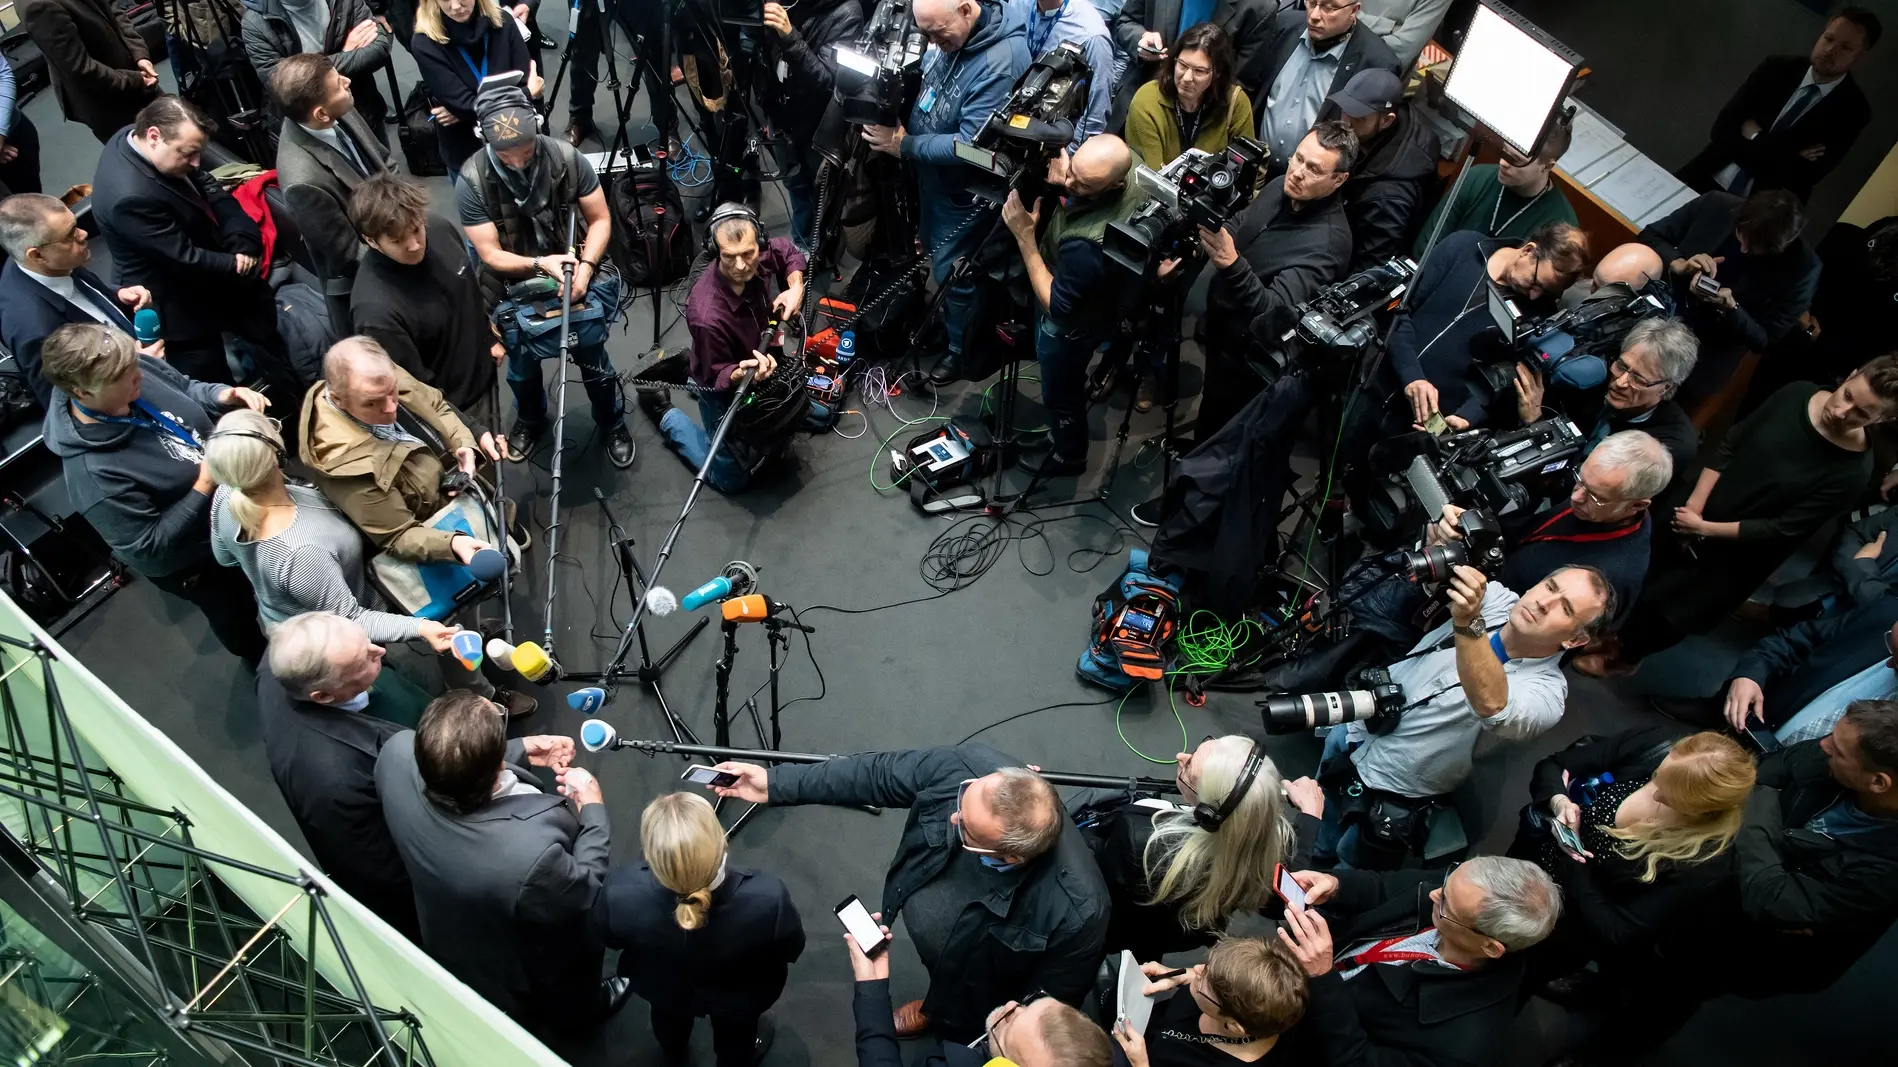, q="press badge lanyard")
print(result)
[1027,0,1067,55]
[1488,183,1548,234]
[74,399,202,455]
[457,44,489,82]
[918,50,966,115]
